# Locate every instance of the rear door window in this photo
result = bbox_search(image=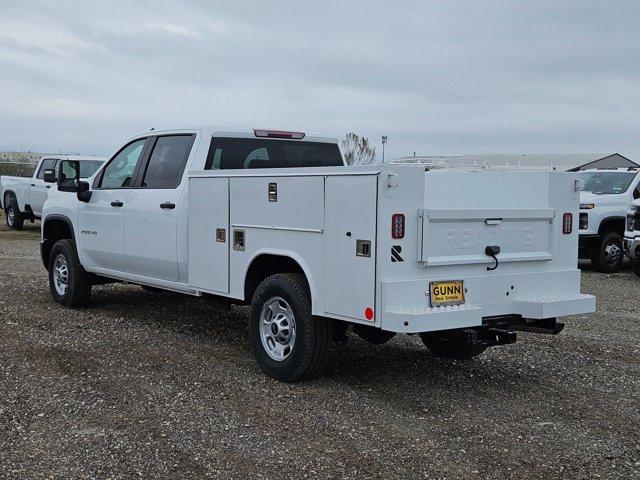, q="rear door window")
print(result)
[140,135,195,188]
[205,137,343,169]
